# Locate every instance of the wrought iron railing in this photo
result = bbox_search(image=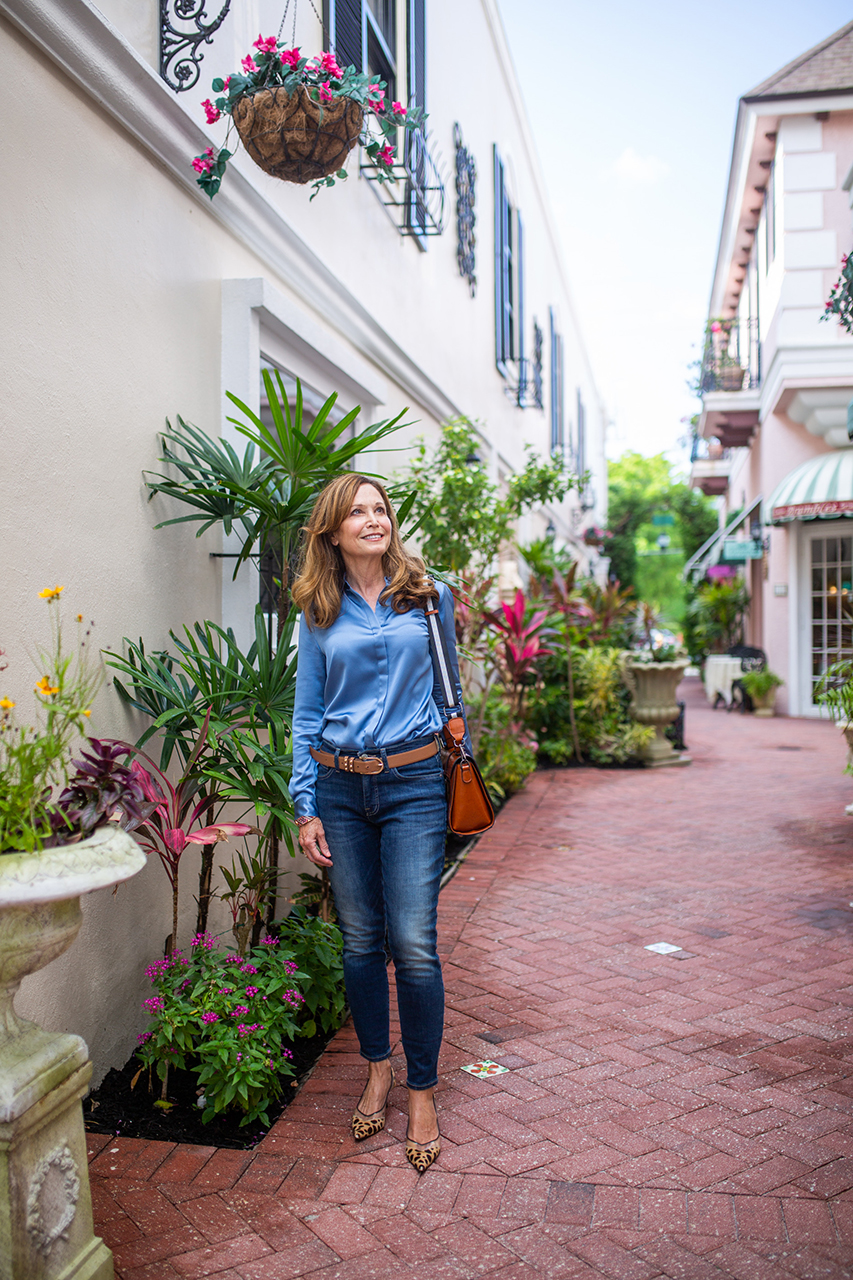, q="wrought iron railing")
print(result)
[362,129,447,239]
[690,435,732,464]
[700,315,760,394]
